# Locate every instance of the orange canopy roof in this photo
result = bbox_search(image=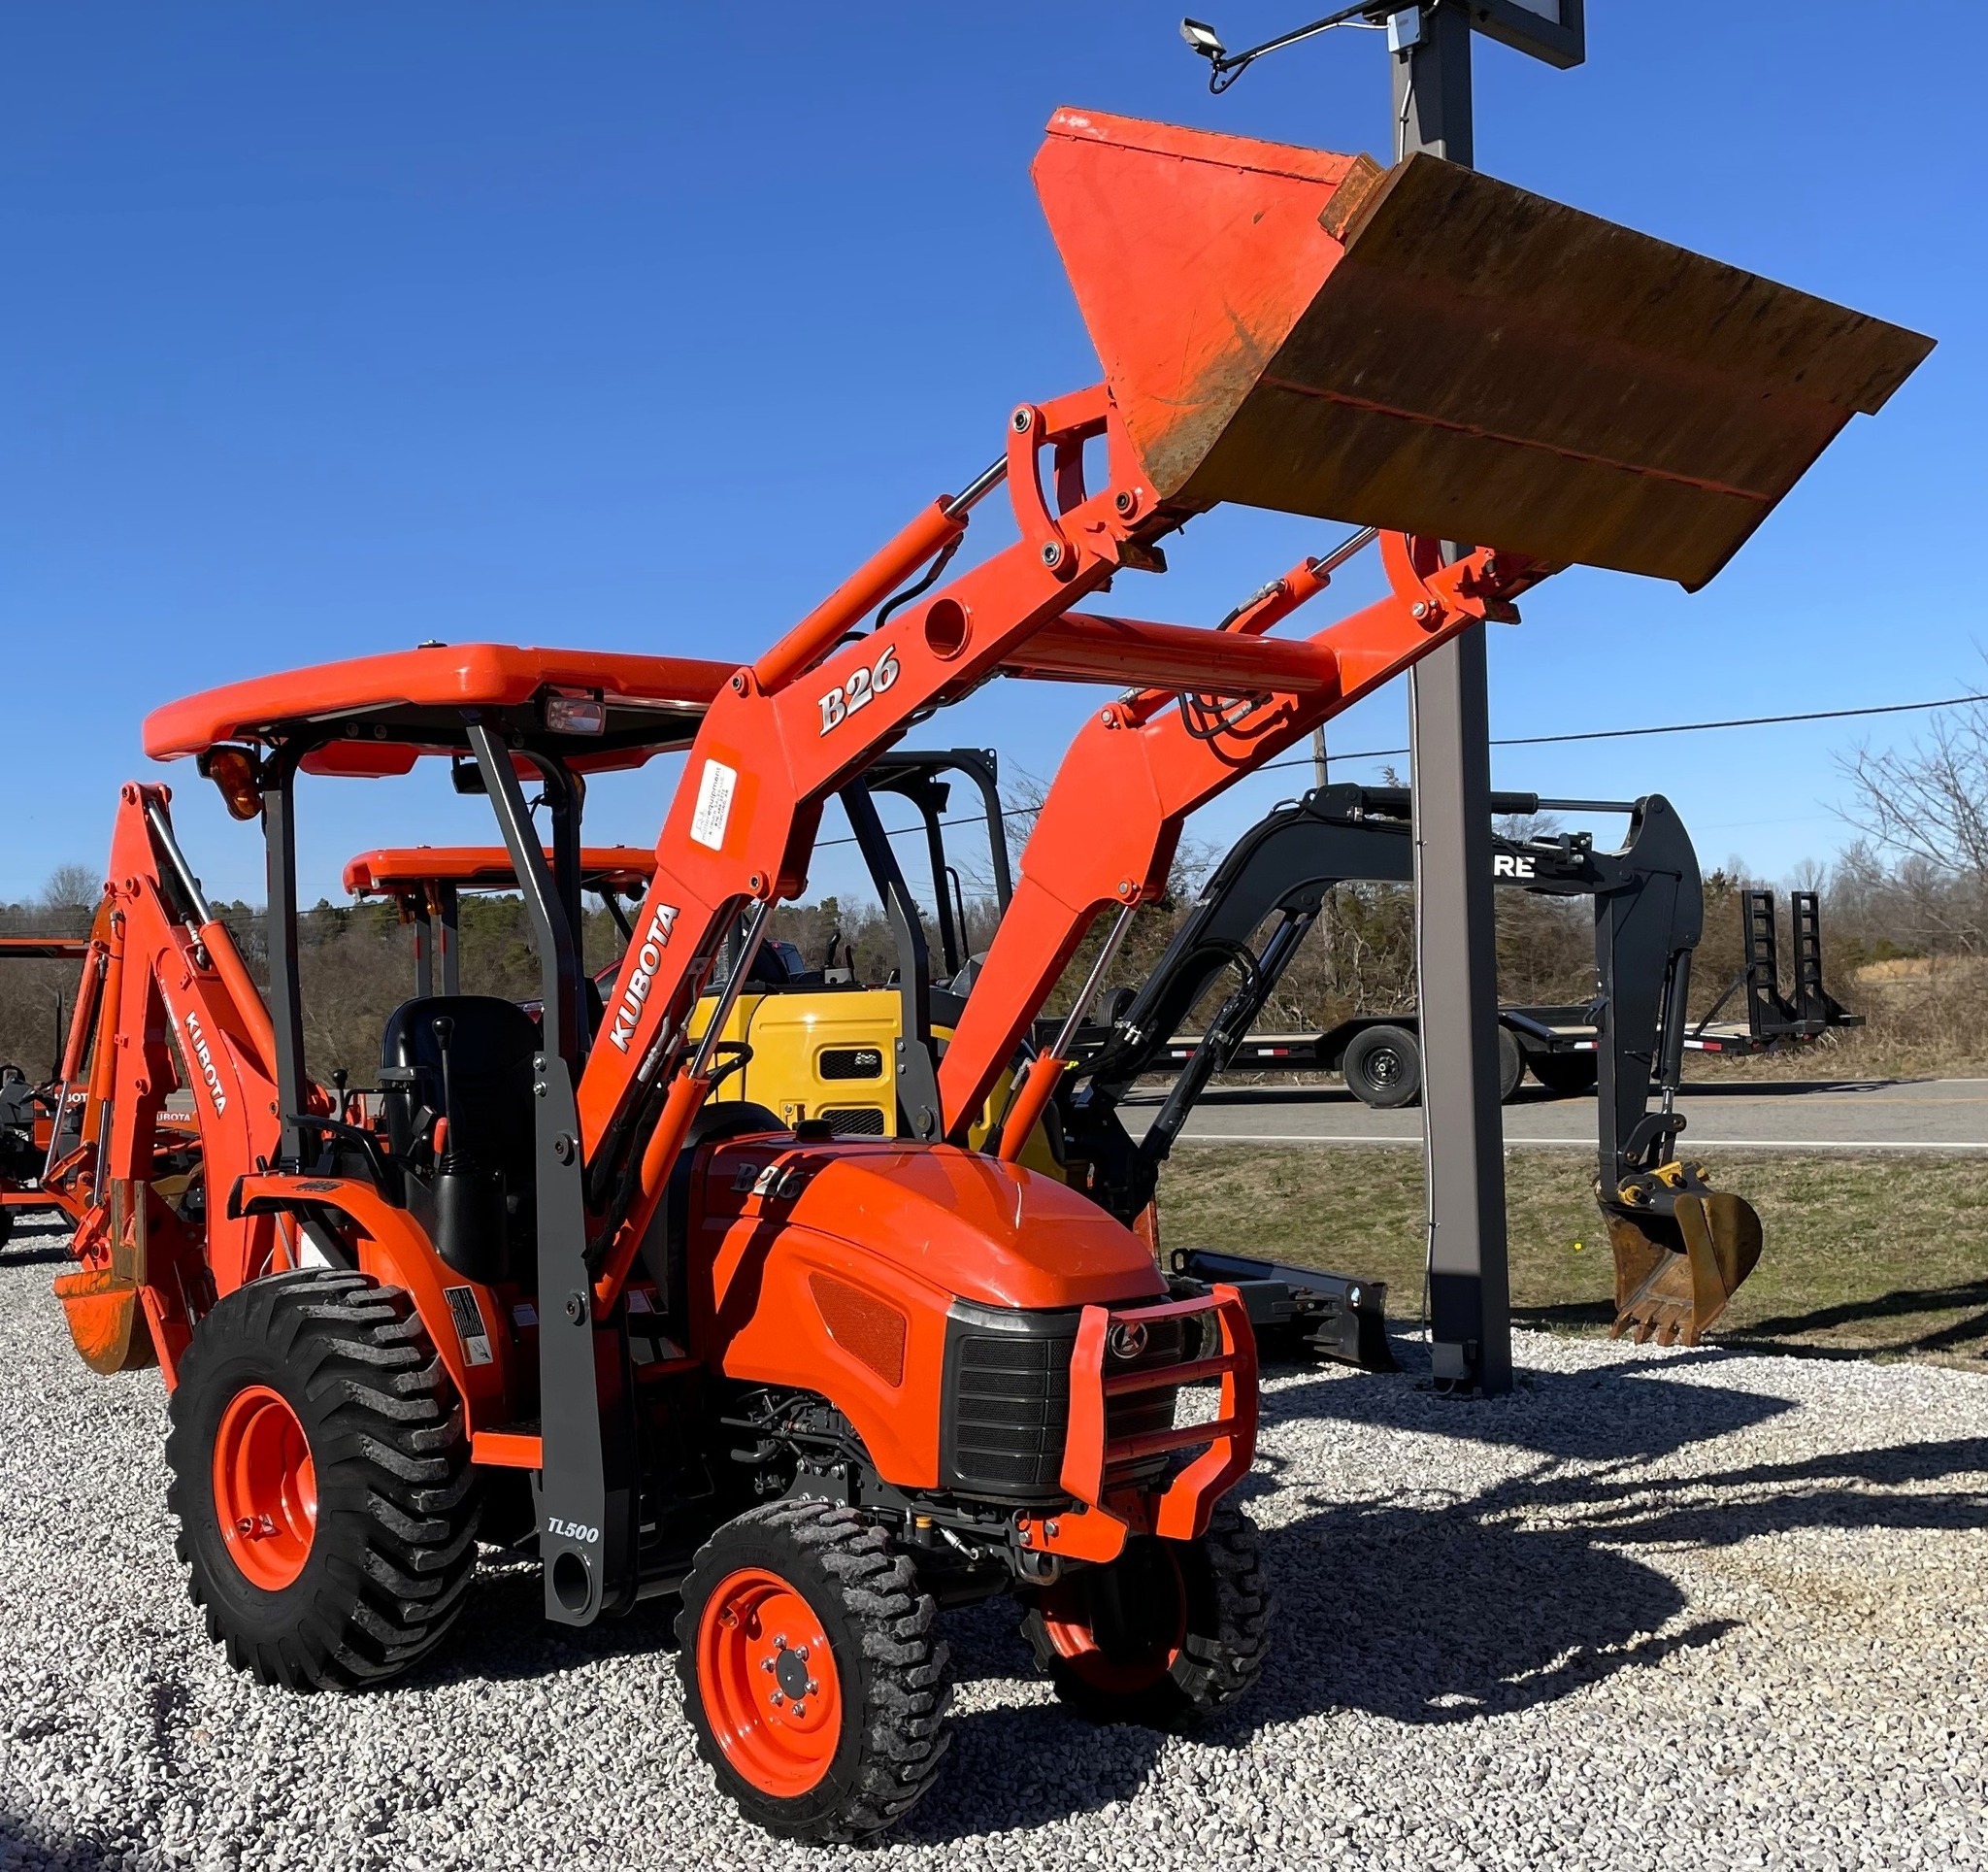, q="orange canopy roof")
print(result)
[344,846,658,896]
[144,644,735,778]
[0,938,90,961]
